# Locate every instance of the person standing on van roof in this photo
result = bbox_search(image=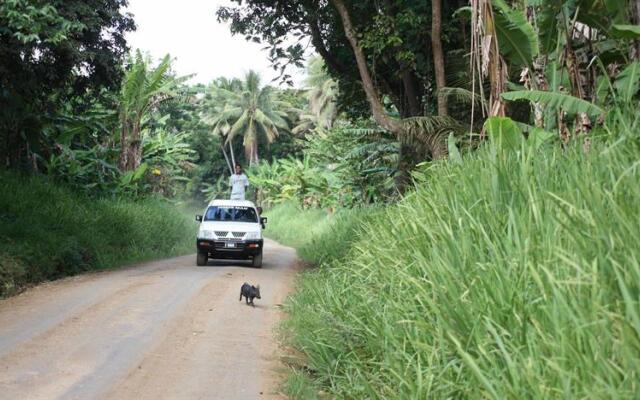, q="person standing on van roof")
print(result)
[229,164,249,200]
